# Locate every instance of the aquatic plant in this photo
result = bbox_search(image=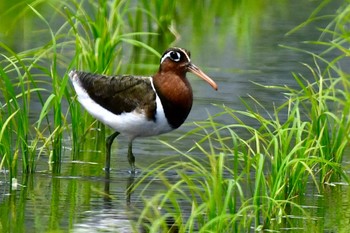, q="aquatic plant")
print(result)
[136,1,350,232]
[0,0,176,179]
[0,0,349,232]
